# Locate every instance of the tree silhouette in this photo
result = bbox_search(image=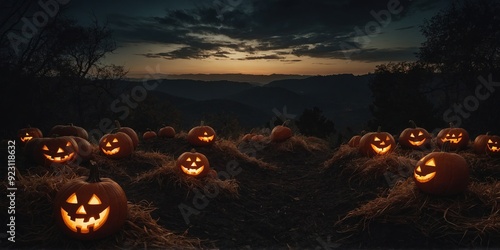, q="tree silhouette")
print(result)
[368,62,440,134]
[296,107,336,138]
